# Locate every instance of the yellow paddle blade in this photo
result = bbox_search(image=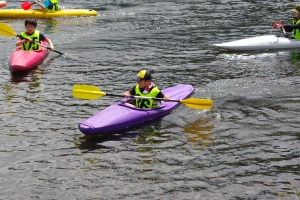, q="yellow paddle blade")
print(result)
[180,98,213,110]
[0,22,17,37]
[72,85,107,100]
